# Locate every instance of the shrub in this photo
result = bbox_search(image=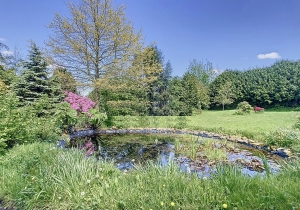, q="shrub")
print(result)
[0,93,61,154]
[265,128,300,148]
[63,92,107,130]
[235,101,253,115]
